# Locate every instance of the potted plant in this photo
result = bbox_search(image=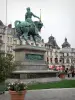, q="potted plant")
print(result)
[58,71,66,79]
[8,81,27,100]
[0,53,16,93]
